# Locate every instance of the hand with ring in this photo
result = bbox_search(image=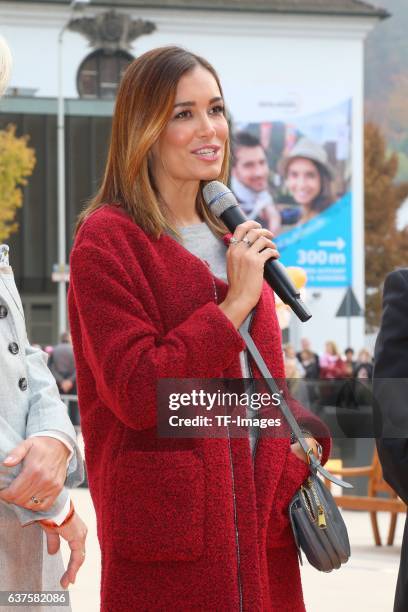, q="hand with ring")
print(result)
[0,436,70,511]
[220,220,279,329]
